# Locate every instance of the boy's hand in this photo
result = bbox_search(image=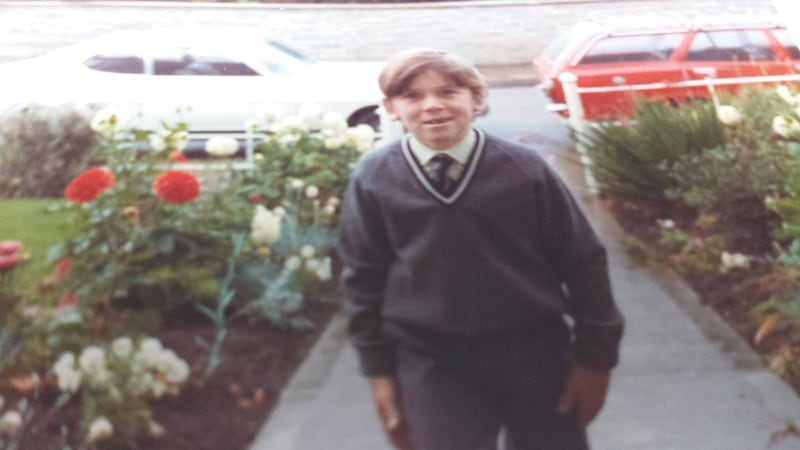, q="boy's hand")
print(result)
[556,365,611,428]
[369,376,416,450]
